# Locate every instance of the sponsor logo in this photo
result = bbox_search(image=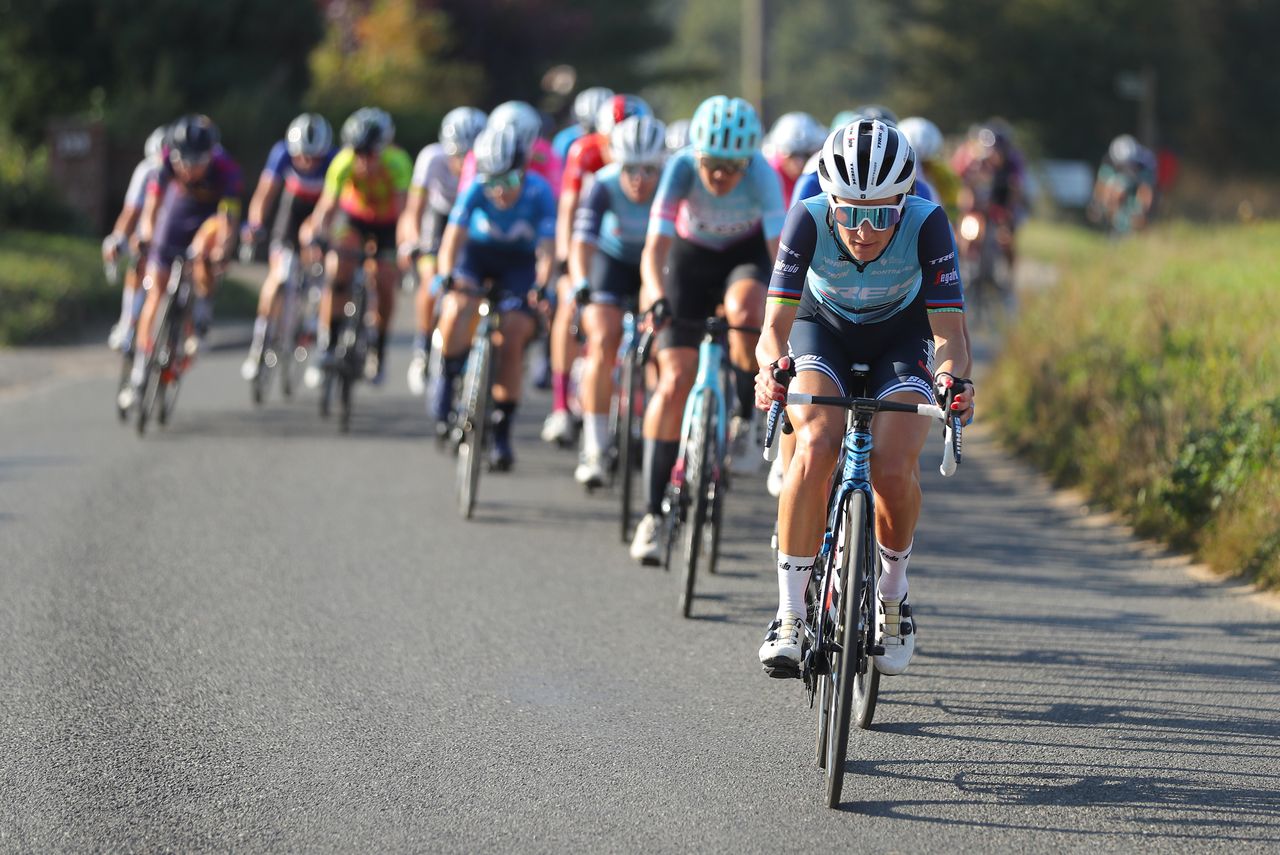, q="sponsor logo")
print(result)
[774,259,801,274]
[934,268,960,286]
[929,251,955,265]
